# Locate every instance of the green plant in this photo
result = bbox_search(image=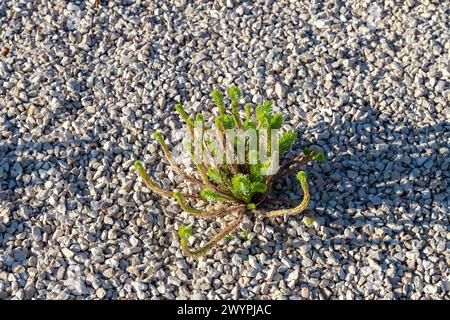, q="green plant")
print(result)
[134,85,325,258]
[240,230,251,241]
[224,235,235,242]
